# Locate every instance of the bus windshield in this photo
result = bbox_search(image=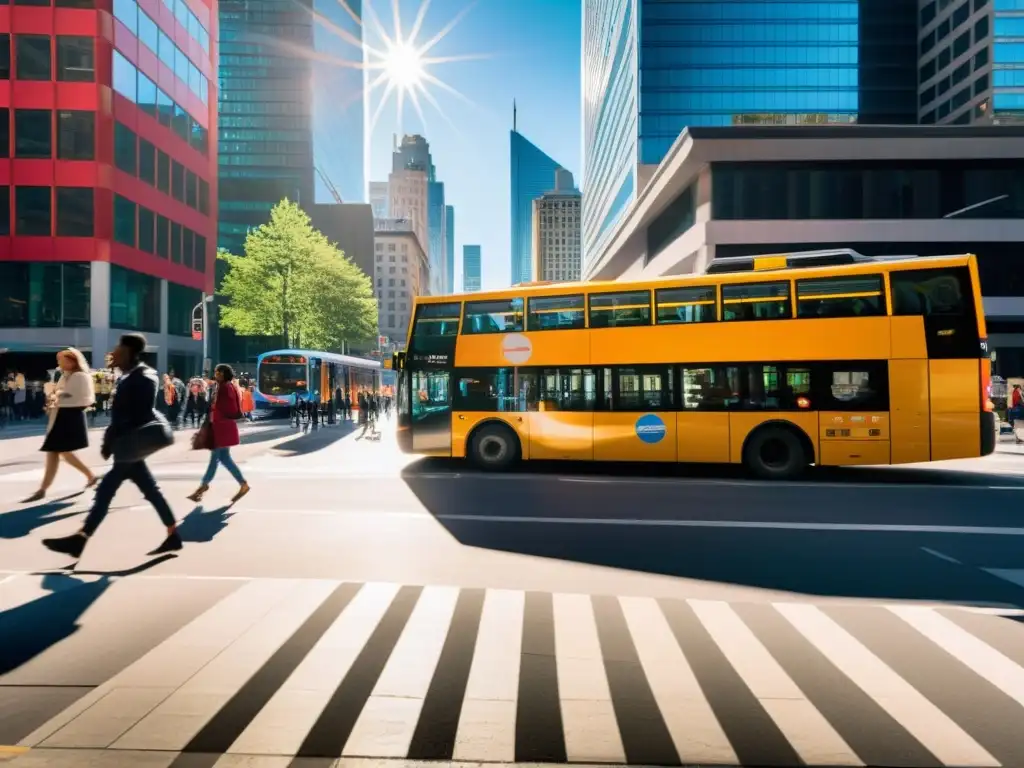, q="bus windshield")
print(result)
[258,363,308,396]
